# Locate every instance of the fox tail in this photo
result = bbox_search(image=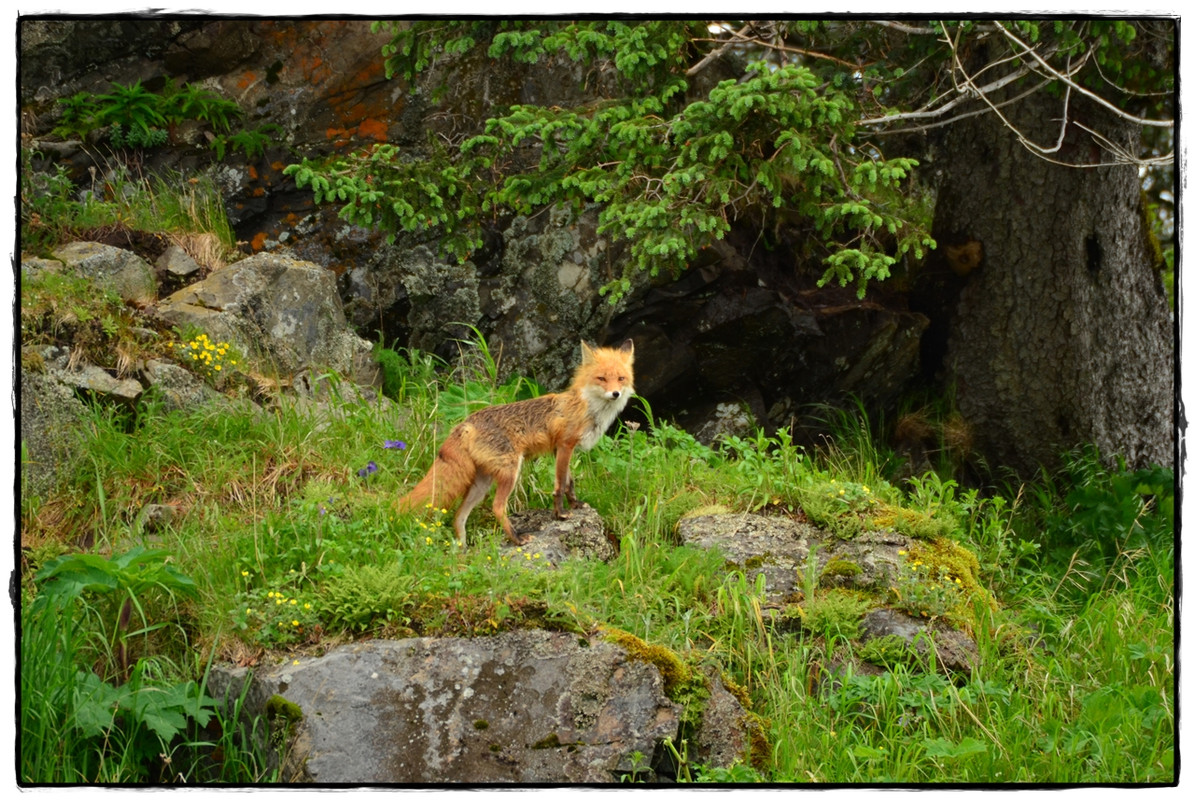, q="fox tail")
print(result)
[396,439,477,515]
